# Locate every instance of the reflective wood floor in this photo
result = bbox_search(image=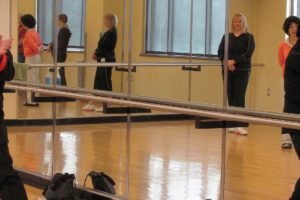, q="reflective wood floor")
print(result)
[3,93,171,119]
[8,121,300,200]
